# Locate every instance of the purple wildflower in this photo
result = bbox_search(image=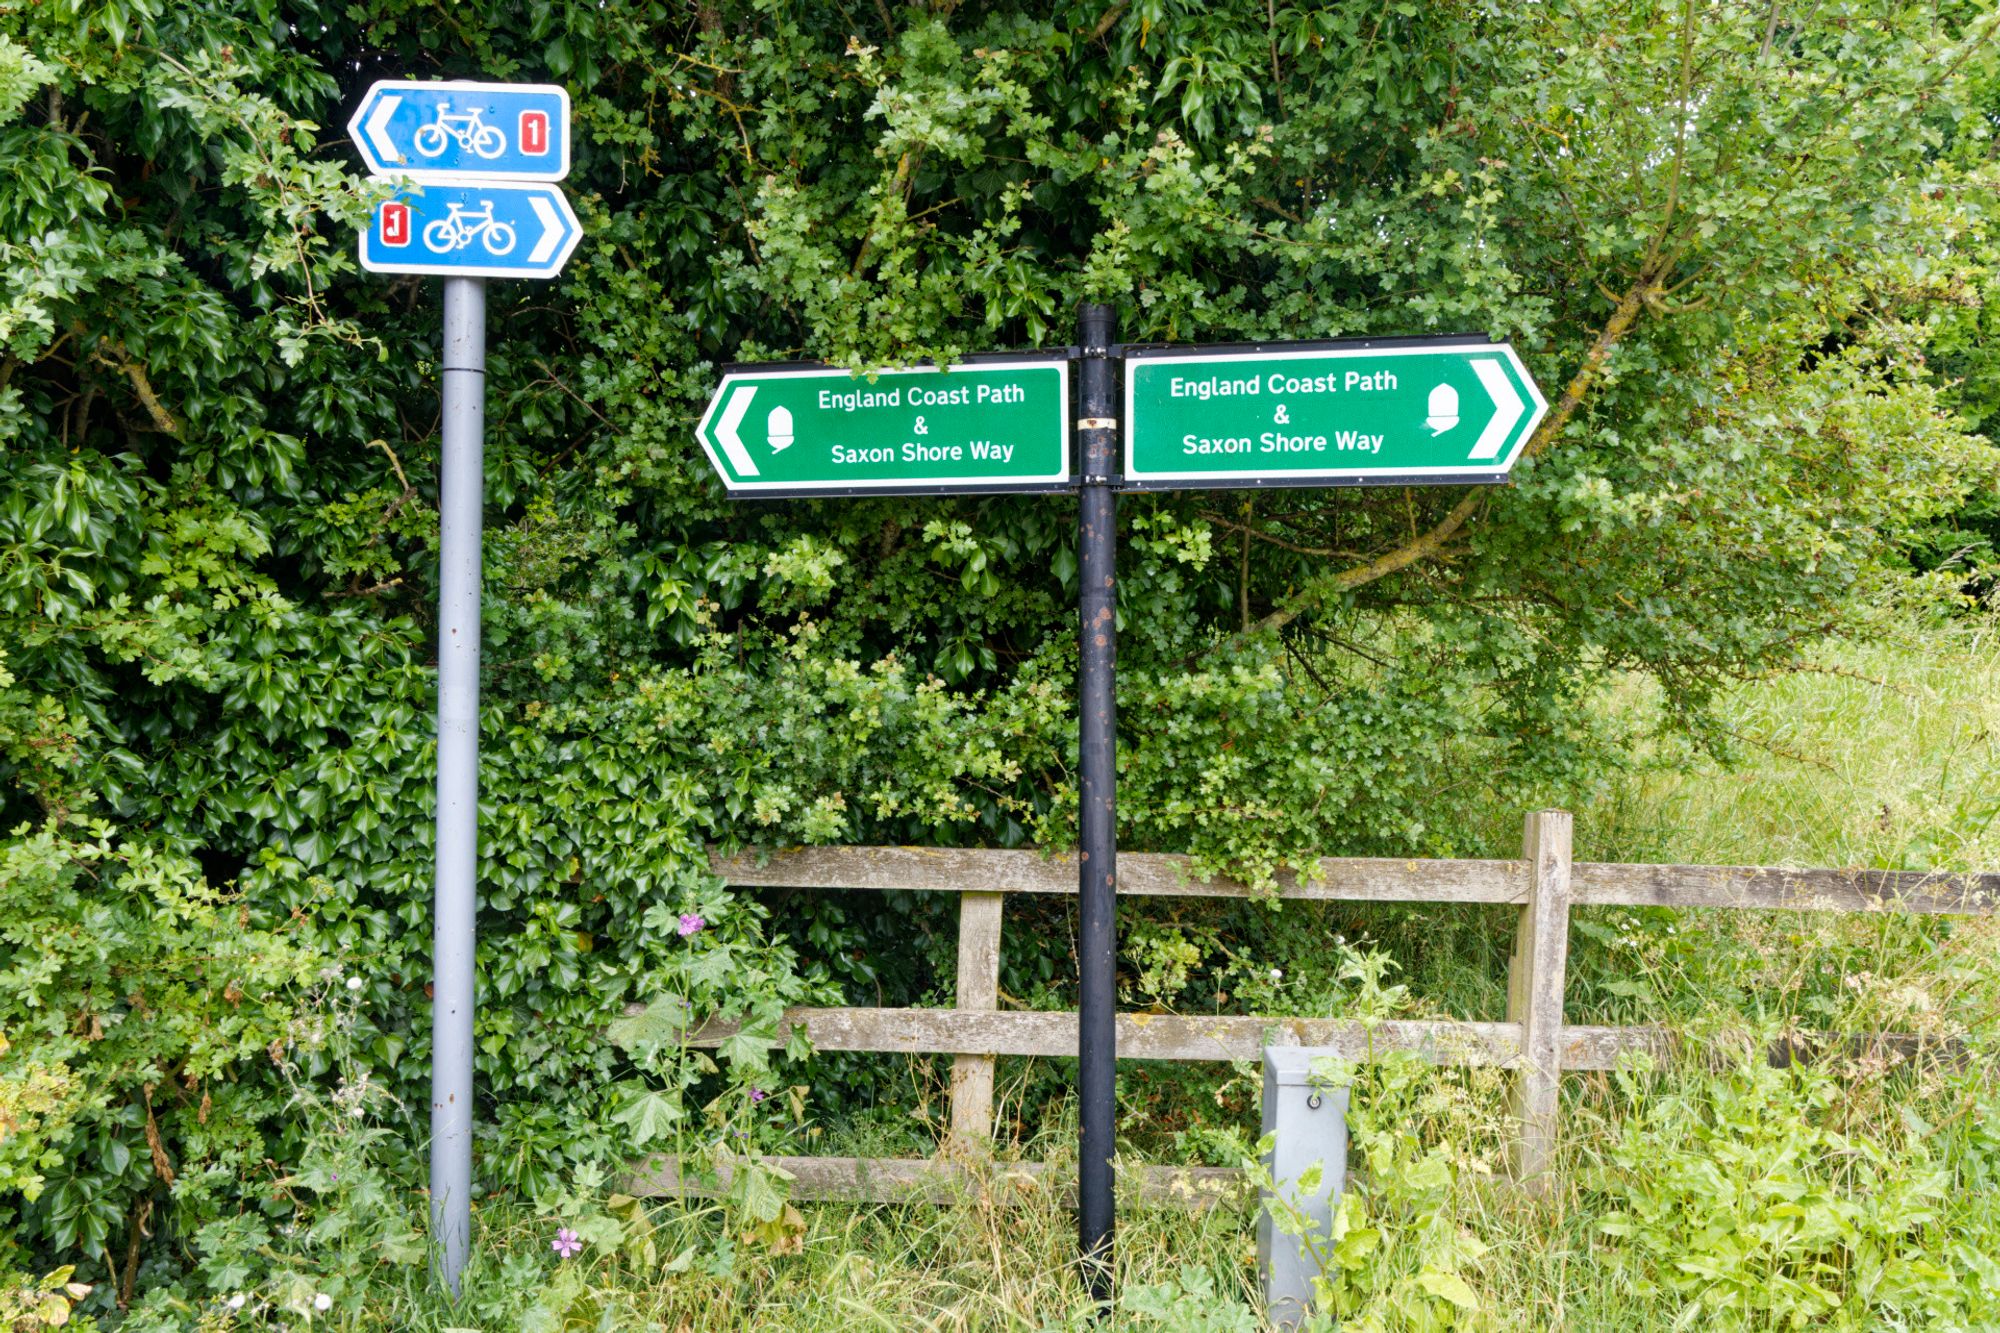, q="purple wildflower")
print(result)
[749,1087,767,1104]
[677,913,705,938]
[552,1227,582,1260]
